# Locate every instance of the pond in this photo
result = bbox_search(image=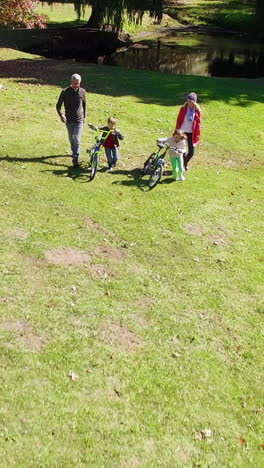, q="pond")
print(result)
[102,32,264,78]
